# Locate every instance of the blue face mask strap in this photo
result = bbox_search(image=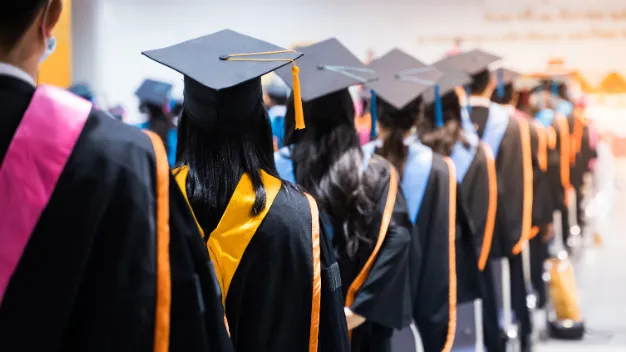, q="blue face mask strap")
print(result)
[370,89,378,140]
